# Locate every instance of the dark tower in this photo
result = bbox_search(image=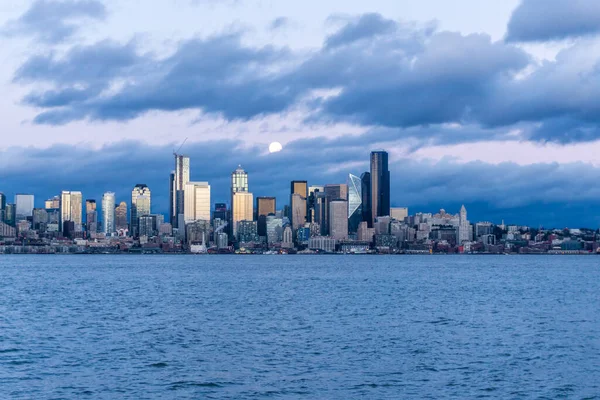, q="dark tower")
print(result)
[370,151,390,225]
[361,172,372,228]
